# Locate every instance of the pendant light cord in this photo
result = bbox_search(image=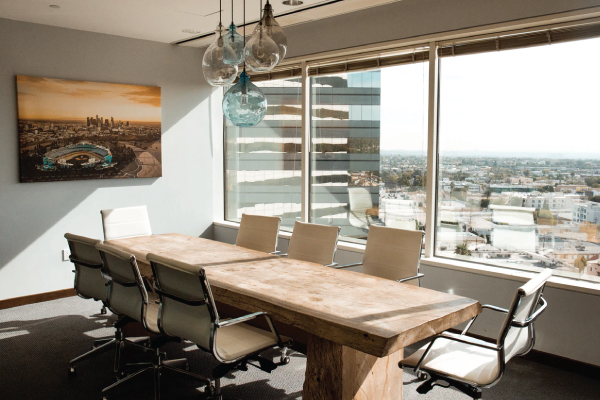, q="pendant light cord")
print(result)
[231,0,234,25]
[243,0,246,72]
[219,0,222,27]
